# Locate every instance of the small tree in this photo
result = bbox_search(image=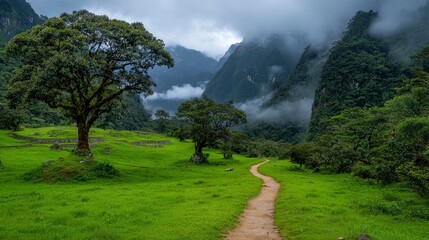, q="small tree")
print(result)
[177,96,246,164]
[154,109,170,133]
[6,10,173,155]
